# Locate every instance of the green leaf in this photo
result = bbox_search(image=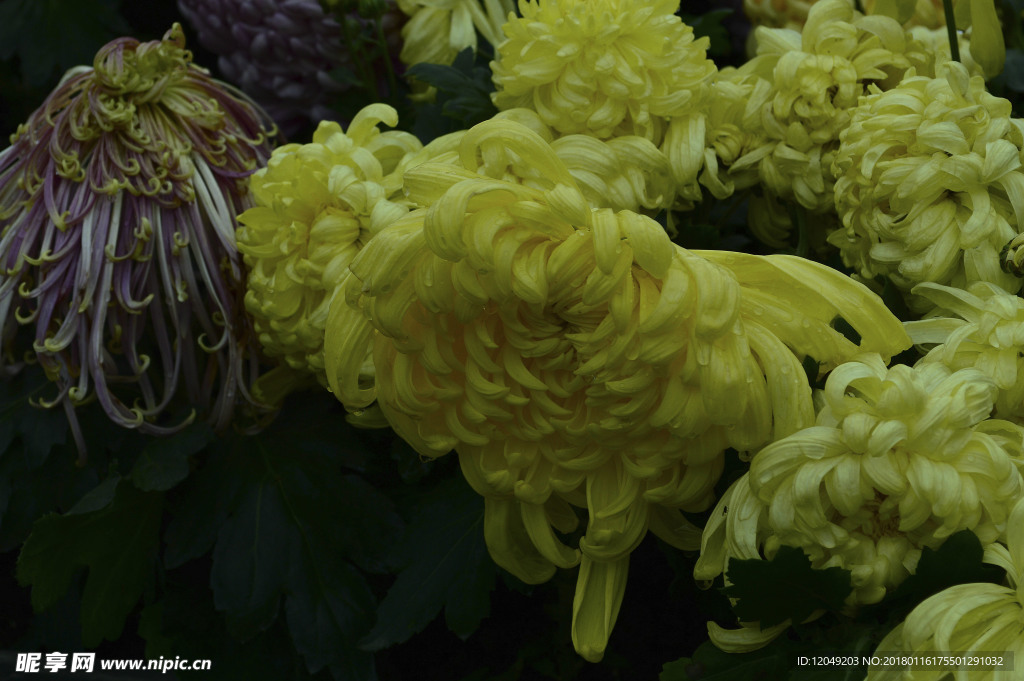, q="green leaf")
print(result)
[18,402,67,469]
[131,421,214,491]
[66,474,121,515]
[286,556,376,677]
[871,530,1002,622]
[207,429,394,676]
[410,48,498,141]
[163,446,242,569]
[0,0,131,87]
[723,546,853,627]
[16,480,163,646]
[362,474,496,650]
[211,477,294,639]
